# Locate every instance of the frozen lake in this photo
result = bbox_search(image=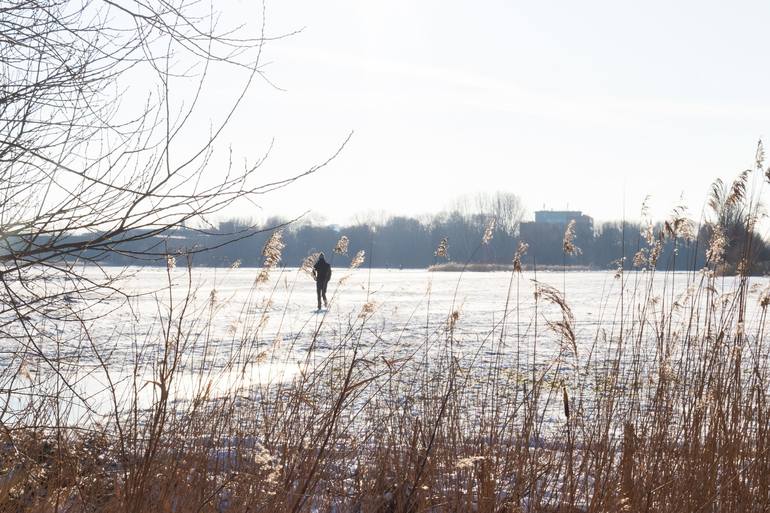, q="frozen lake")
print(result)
[4,265,768,422]
[91,265,767,356]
